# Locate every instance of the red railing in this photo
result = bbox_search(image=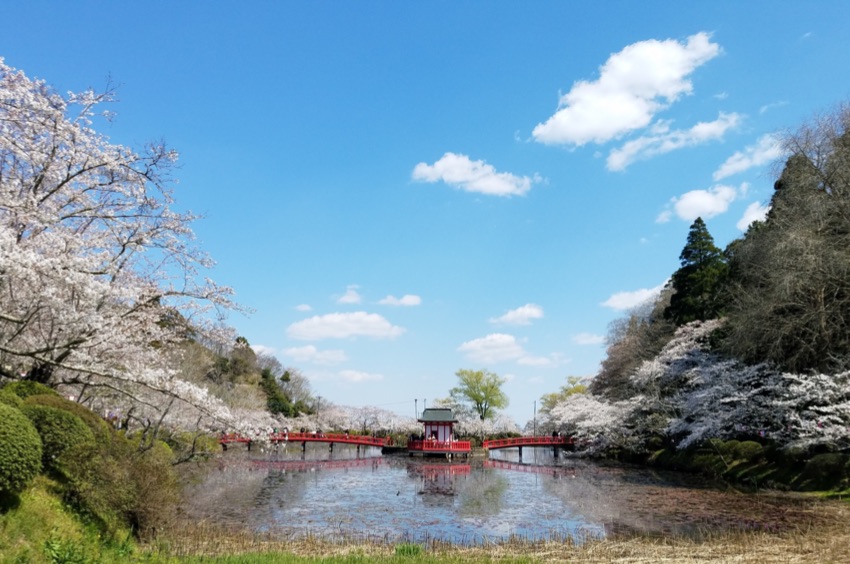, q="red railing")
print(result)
[407,439,472,452]
[219,433,252,444]
[482,436,573,450]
